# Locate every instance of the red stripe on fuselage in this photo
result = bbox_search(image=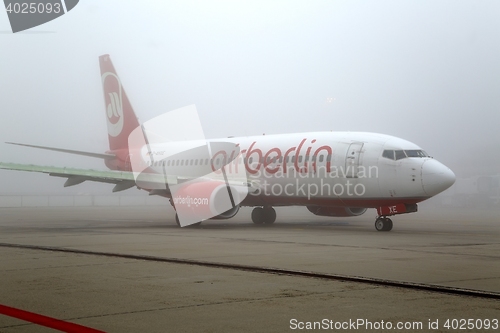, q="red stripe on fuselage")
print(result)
[241,195,429,208]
